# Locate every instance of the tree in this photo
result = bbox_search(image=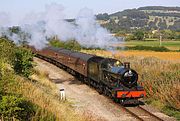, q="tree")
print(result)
[96,13,109,20]
[49,39,81,51]
[64,40,81,51]
[0,38,16,64]
[134,31,144,40]
[161,30,176,39]
[9,26,30,45]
